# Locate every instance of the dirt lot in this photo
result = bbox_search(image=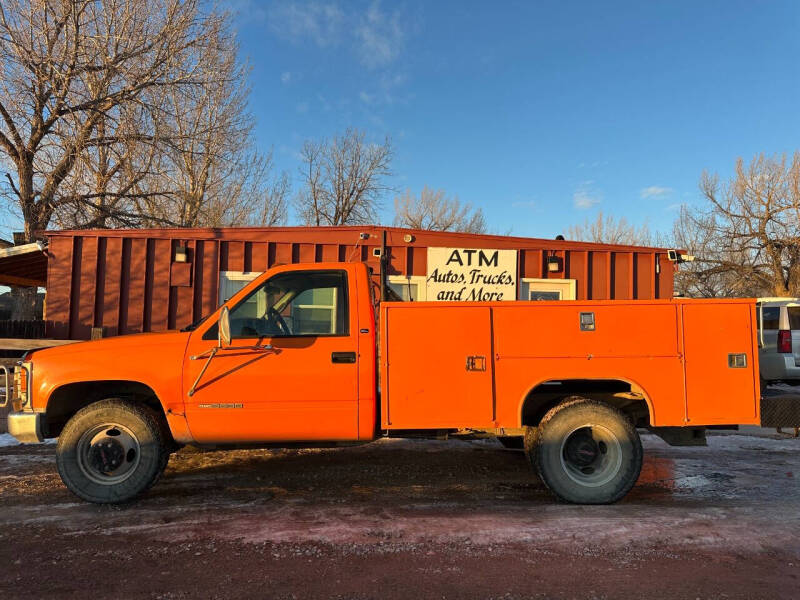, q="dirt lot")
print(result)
[1,431,799,599]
